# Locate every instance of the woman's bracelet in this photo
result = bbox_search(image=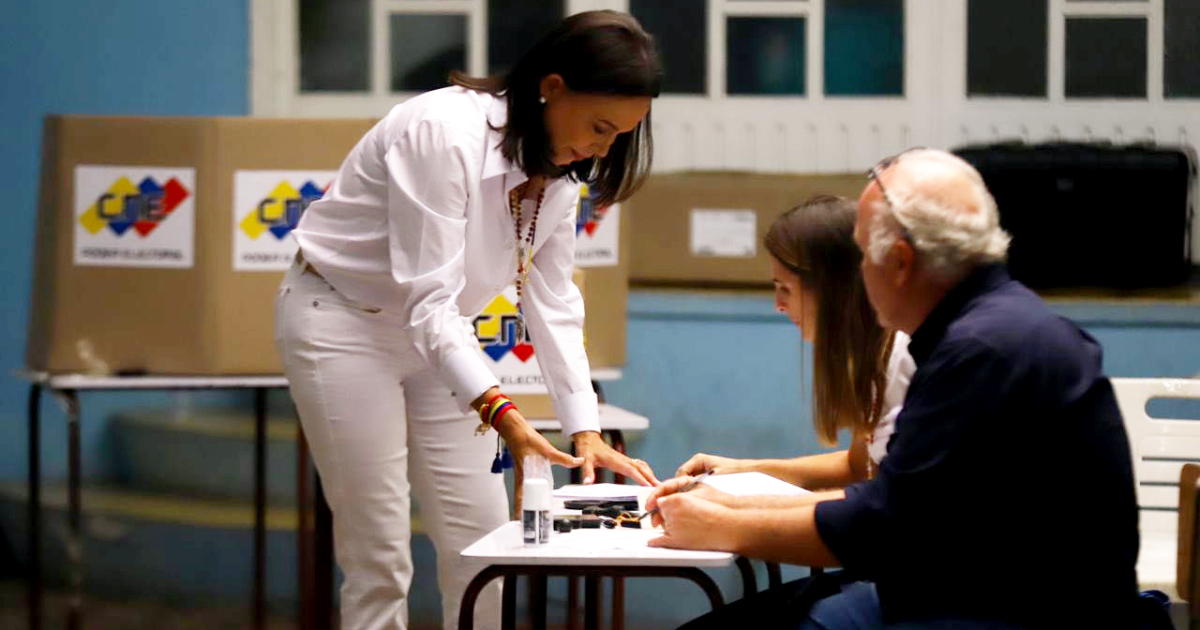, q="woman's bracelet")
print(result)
[475,393,515,436]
